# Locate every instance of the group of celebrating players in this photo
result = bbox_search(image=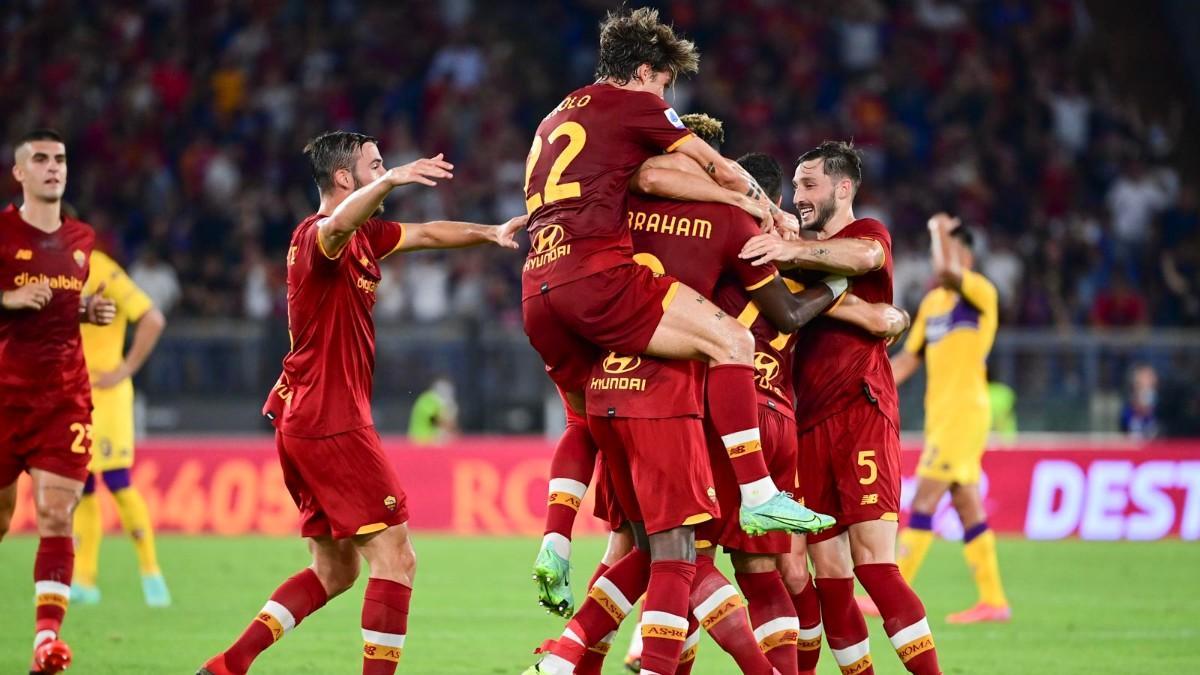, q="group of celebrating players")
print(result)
[0,6,1016,675]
